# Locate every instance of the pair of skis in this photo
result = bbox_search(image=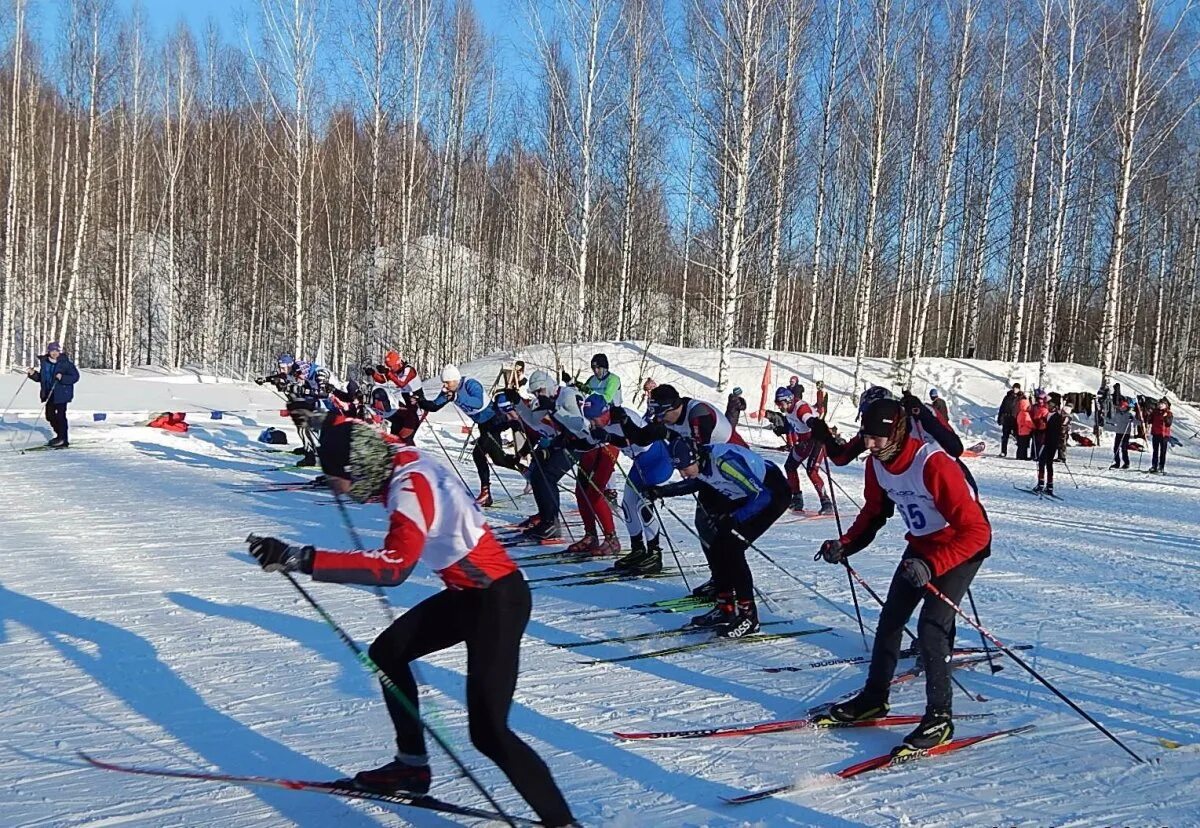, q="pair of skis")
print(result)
[78,752,539,824]
[1014,484,1063,501]
[578,626,833,665]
